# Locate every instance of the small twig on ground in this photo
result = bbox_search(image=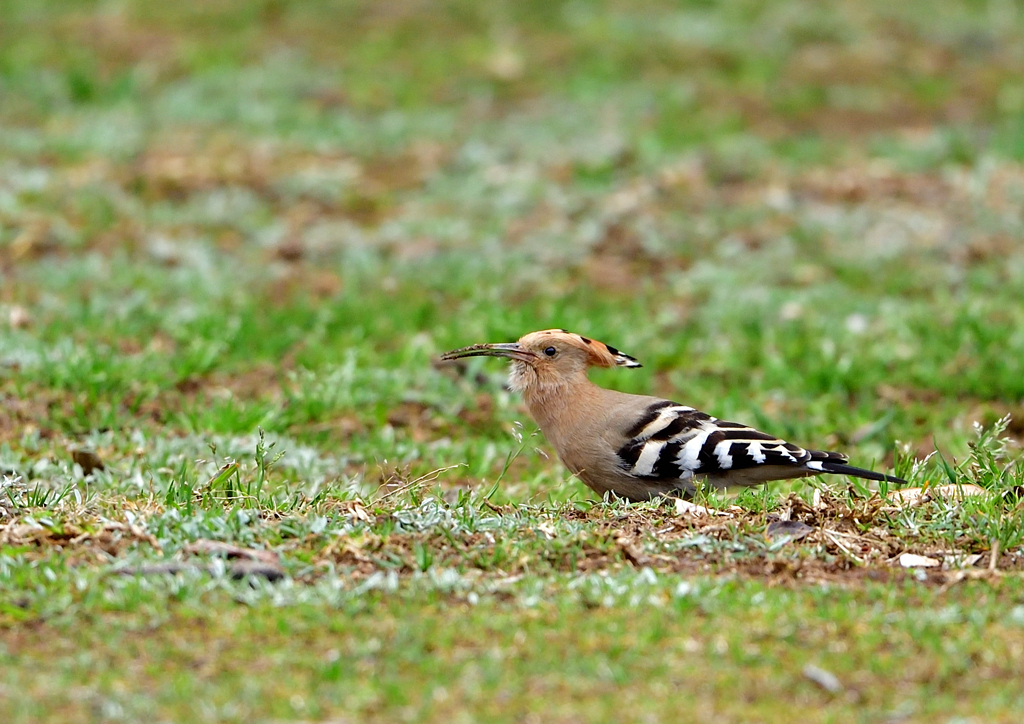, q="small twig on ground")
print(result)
[823,529,865,566]
[375,465,463,502]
